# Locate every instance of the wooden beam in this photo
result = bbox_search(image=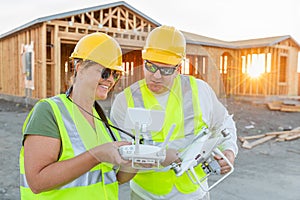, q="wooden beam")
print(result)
[265,130,300,136]
[133,15,136,30]
[125,10,129,30]
[267,101,282,110]
[242,135,276,149]
[109,8,112,28]
[58,32,85,40]
[81,13,85,24]
[280,105,300,112]
[54,25,60,95]
[90,12,94,26]
[238,134,265,142]
[117,7,120,29]
[100,10,103,24]
[85,12,99,26]
[102,7,117,27]
[285,133,300,141]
